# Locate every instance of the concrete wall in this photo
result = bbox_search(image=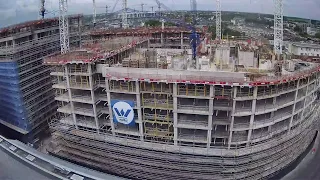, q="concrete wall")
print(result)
[238,50,256,67]
[289,44,320,56]
[99,65,246,83]
[215,47,231,65]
